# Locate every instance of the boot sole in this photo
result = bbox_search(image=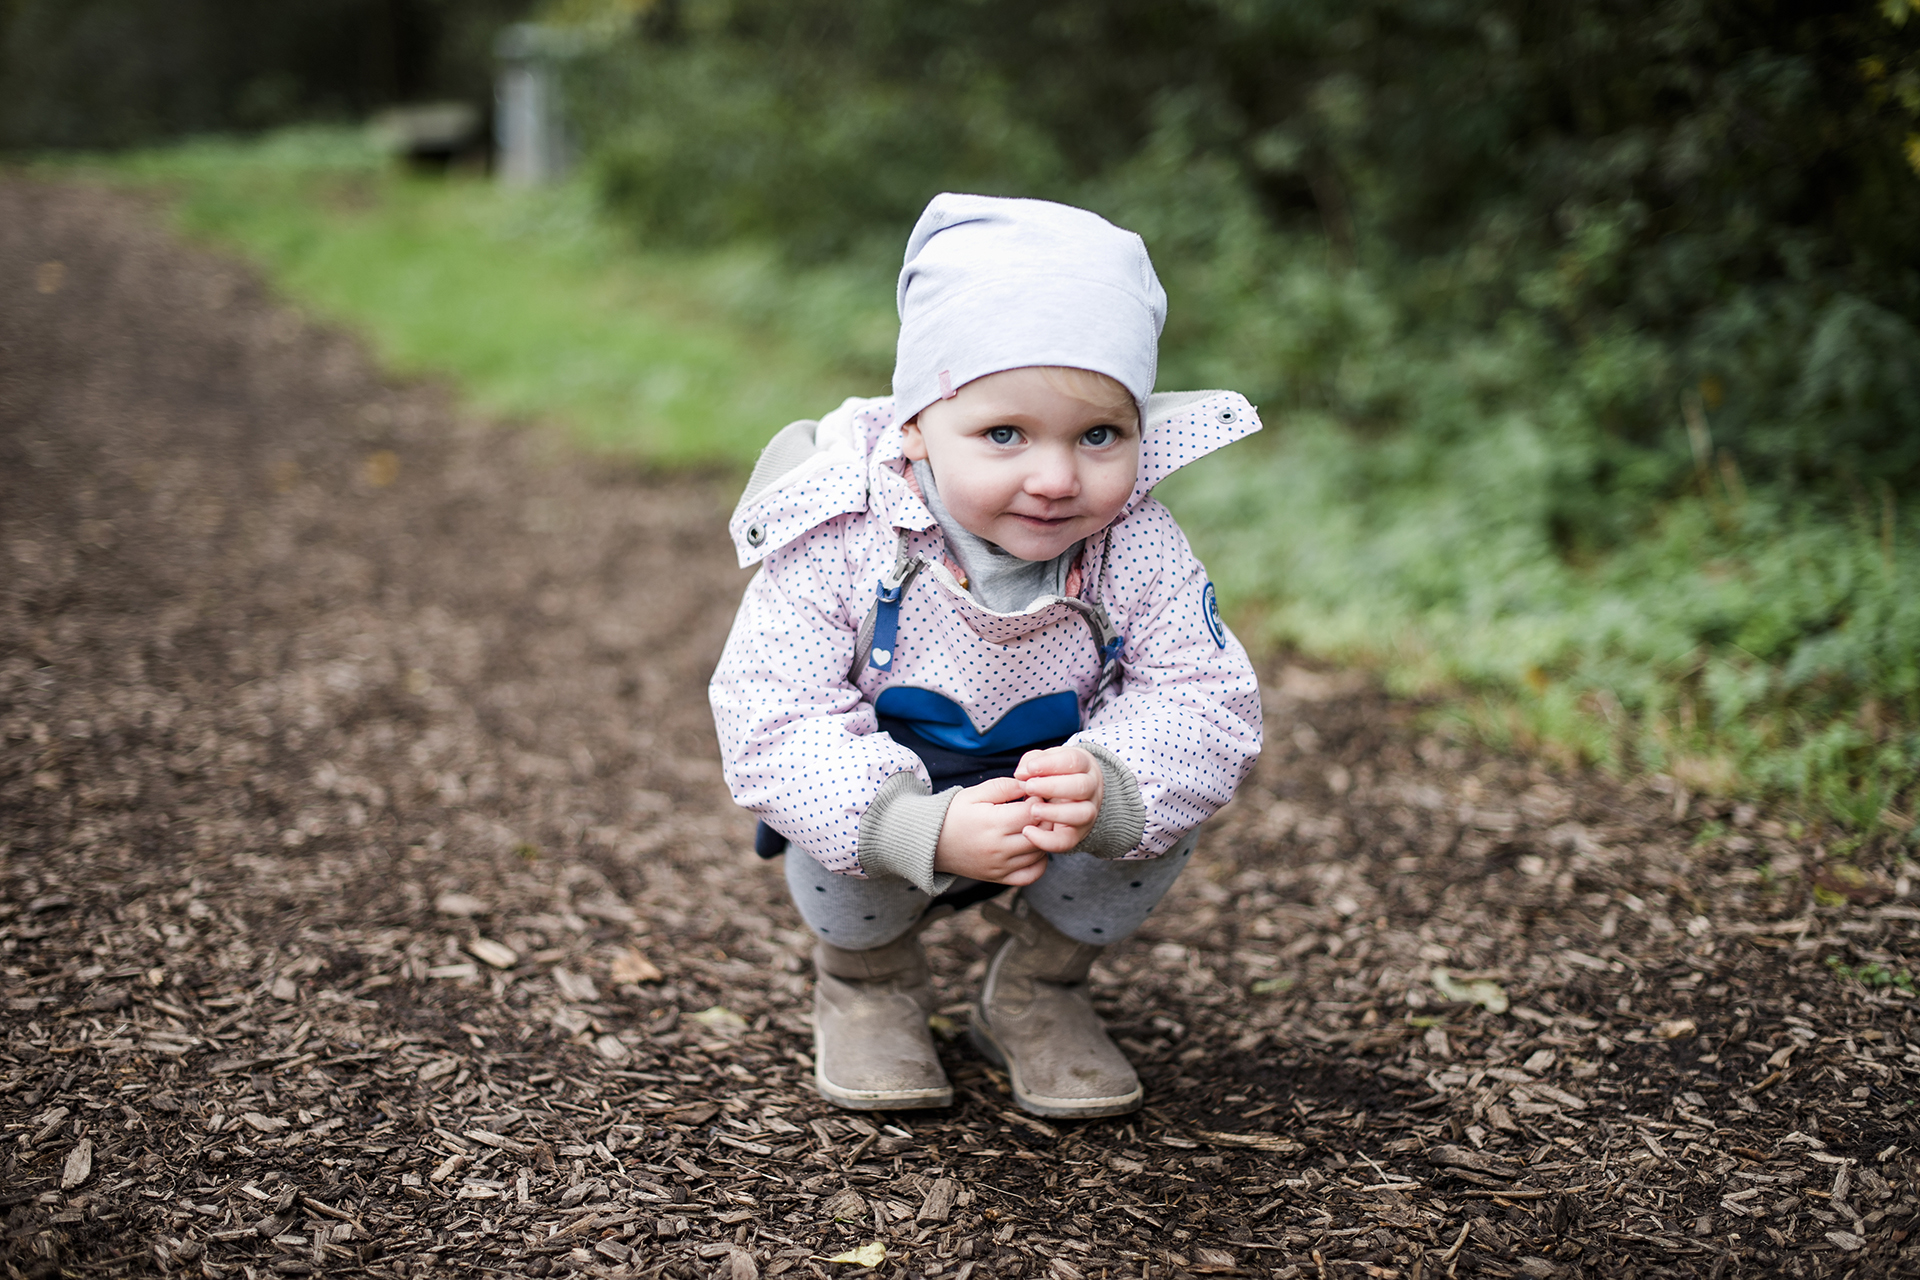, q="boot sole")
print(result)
[970,1019,1143,1119]
[812,1029,952,1111]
